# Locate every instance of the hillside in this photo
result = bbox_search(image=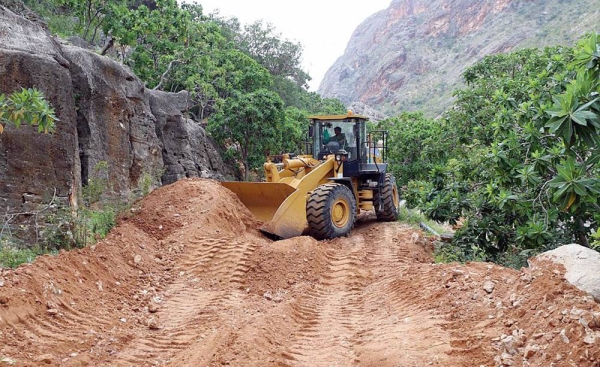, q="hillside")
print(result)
[0,1,242,246]
[319,0,600,118]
